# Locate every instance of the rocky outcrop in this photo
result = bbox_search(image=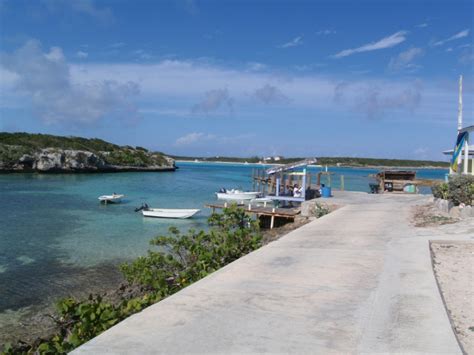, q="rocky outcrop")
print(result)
[0,147,175,173]
[433,197,473,219]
